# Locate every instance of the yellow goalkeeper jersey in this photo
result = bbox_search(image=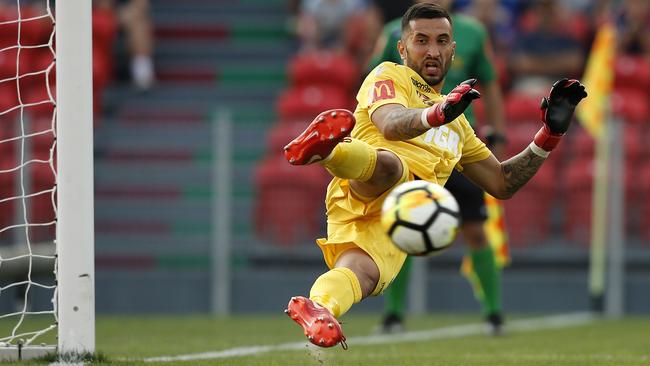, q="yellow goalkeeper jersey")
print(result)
[353,62,491,185]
